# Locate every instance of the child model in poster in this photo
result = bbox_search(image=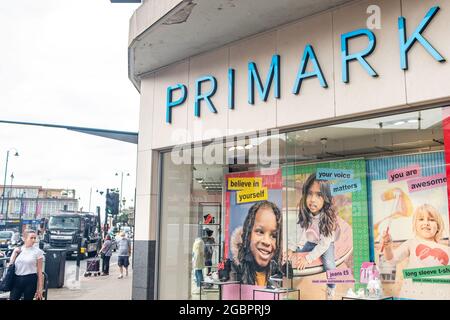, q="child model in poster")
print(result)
[230,200,282,286]
[382,204,450,299]
[288,172,338,300]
